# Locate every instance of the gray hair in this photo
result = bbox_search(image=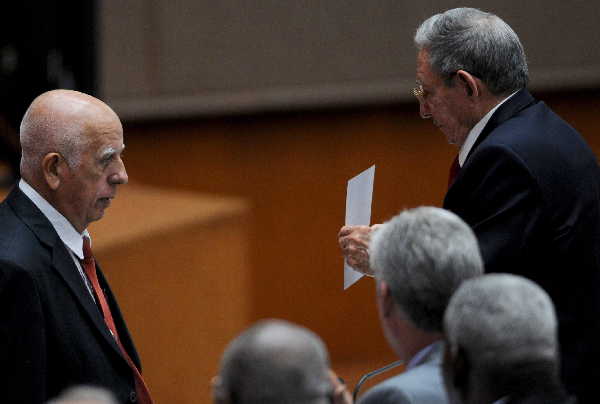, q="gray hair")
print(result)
[445,274,558,373]
[414,7,528,96]
[369,207,484,333]
[46,385,118,404]
[216,319,331,404]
